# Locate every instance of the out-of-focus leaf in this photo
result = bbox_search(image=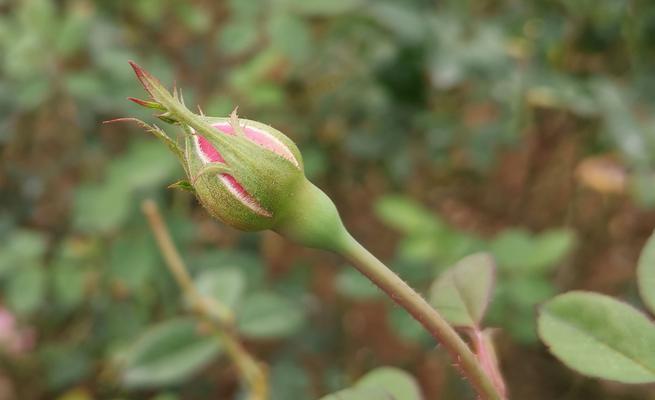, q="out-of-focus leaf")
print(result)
[133,0,164,22]
[74,141,178,234]
[492,277,556,343]
[51,263,86,309]
[193,250,265,288]
[320,387,385,400]
[637,229,655,314]
[356,367,422,400]
[106,141,179,191]
[397,234,440,263]
[0,230,47,277]
[429,253,495,328]
[366,3,426,43]
[176,3,211,33]
[195,267,245,310]
[269,13,311,63]
[55,10,89,56]
[269,358,312,400]
[109,234,157,291]
[41,344,91,390]
[228,50,283,95]
[320,367,422,400]
[389,306,429,343]
[284,0,362,16]
[530,230,576,273]
[629,171,655,208]
[121,318,223,388]
[335,267,381,301]
[16,77,50,108]
[538,291,655,383]
[217,19,258,56]
[375,195,441,235]
[490,230,535,271]
[7,264,46,315]
[65,71,105,100]
[594,80,650,168]
[73,183,131,234]
[490,229,575,274]
[237,292,304,339]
